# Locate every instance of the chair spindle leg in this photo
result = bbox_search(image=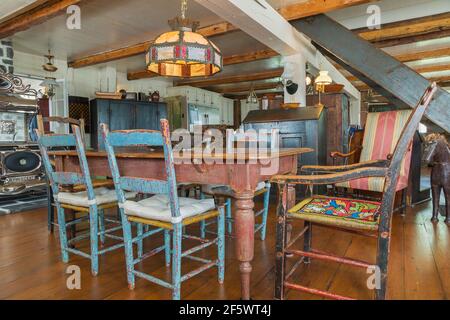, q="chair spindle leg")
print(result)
[172,223,183,300]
